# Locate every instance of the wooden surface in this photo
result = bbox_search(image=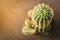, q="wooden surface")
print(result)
[0,0,60,40]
